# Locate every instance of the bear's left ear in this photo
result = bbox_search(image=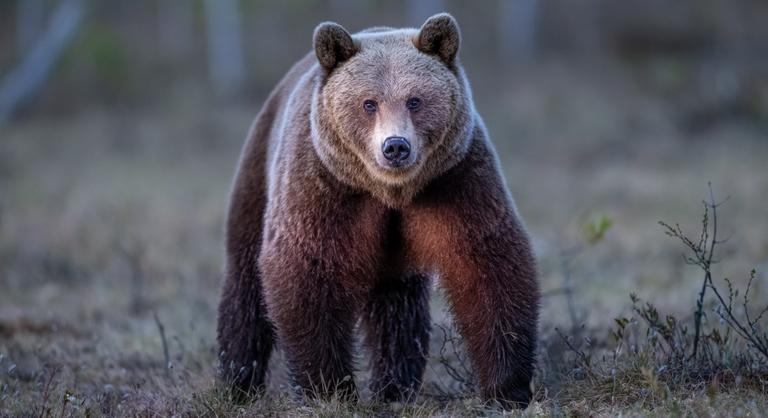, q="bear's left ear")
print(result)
[414,13,461,65]
[314,22,357,72]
